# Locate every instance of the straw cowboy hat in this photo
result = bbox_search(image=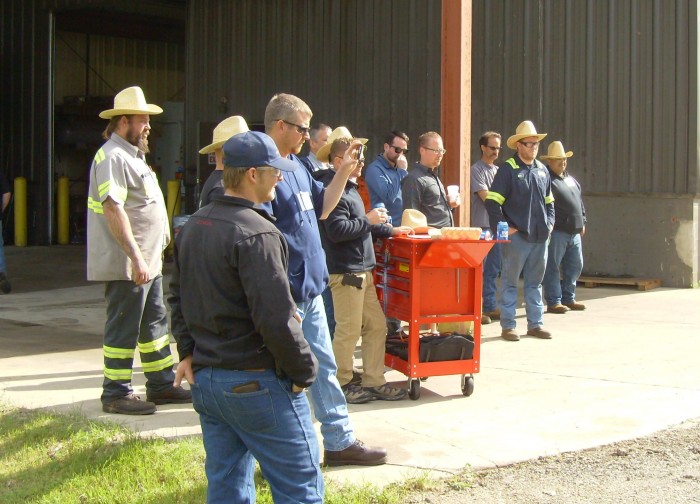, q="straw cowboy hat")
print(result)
[199,116,250,154]
[401,209,431,234]
[316,126,368,163]
[540,141,573,160]
[506,120,547,150]
[99,86,163,119]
